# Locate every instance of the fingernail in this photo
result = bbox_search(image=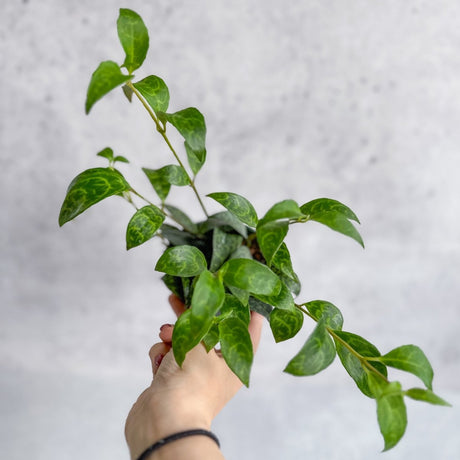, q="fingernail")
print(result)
[154,353,164,368]
[160,324,173,331]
